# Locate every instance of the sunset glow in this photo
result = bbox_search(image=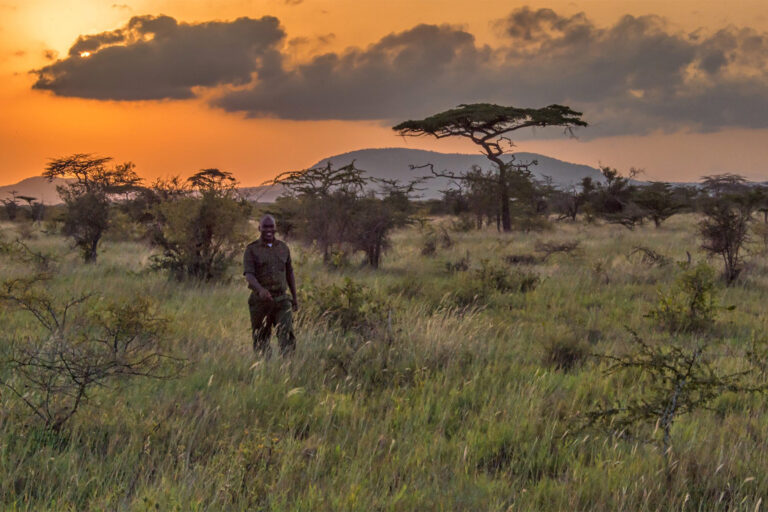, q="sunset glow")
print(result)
[2,1,768,186]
